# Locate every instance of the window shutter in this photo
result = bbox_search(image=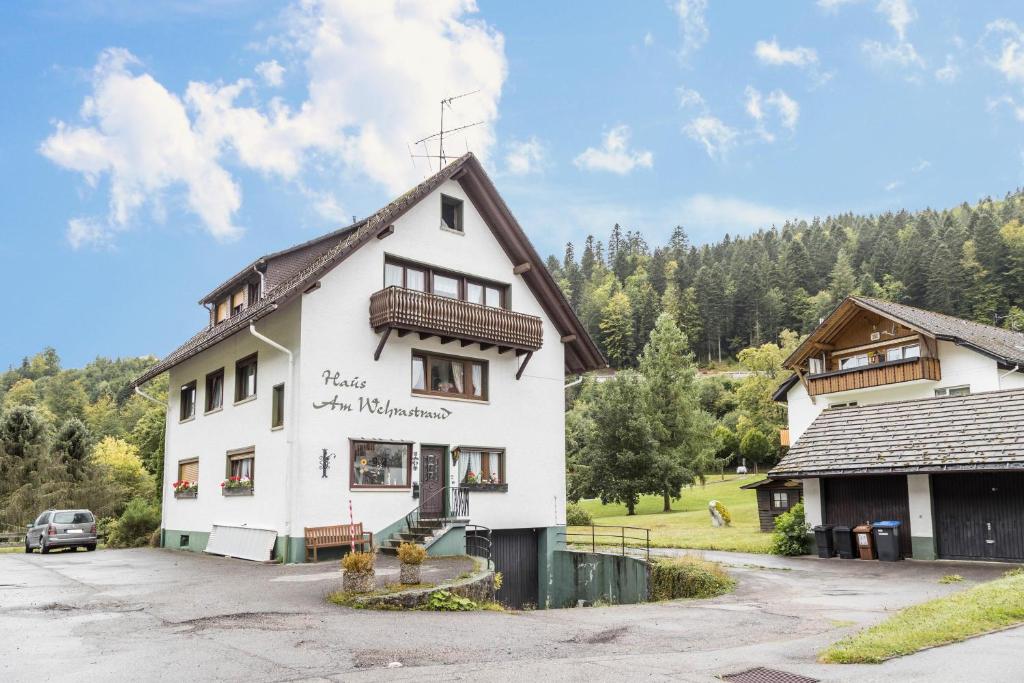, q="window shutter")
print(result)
[179,460,199,482]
